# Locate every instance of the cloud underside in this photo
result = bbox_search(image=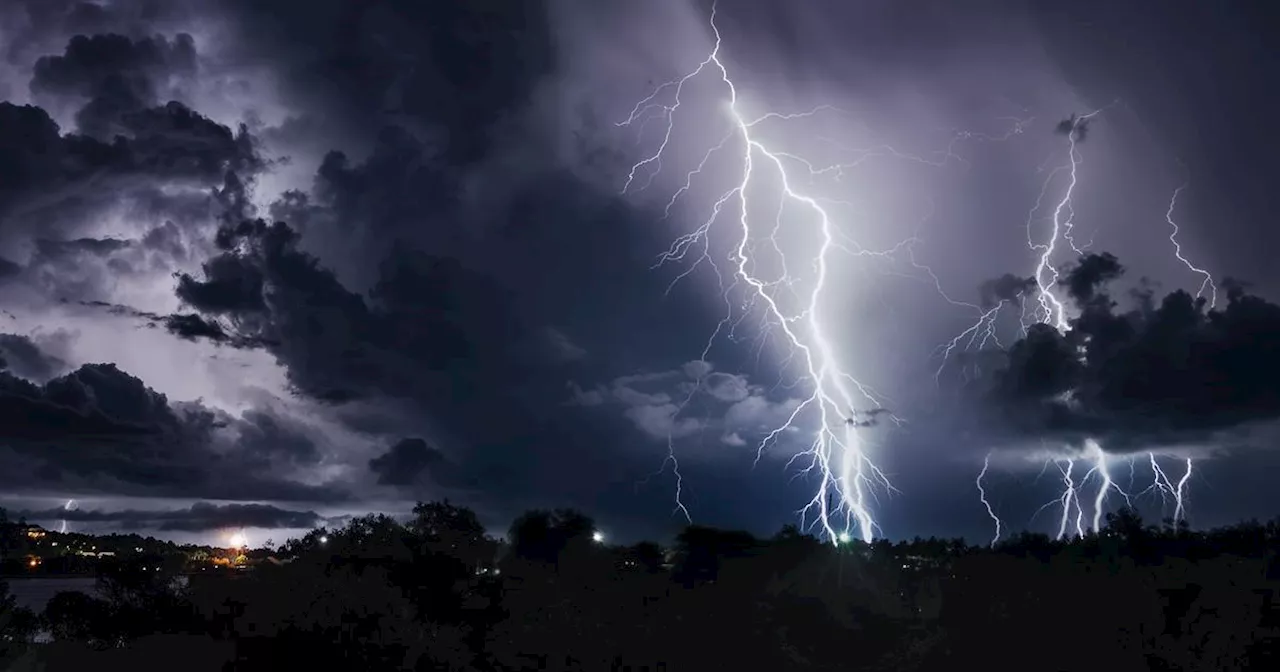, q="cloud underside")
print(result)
[1,0,1277,540]
[15,501,332,533]
[980,253,1280,453]
[0,1,585,523]
[0,353,350,501]
[570,362,806,460]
